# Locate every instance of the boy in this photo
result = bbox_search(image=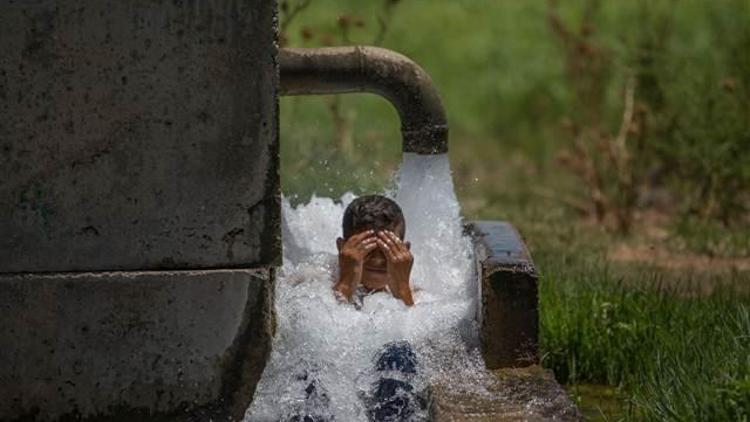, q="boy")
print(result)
[333,195,415,307]
[289,196,421,422]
